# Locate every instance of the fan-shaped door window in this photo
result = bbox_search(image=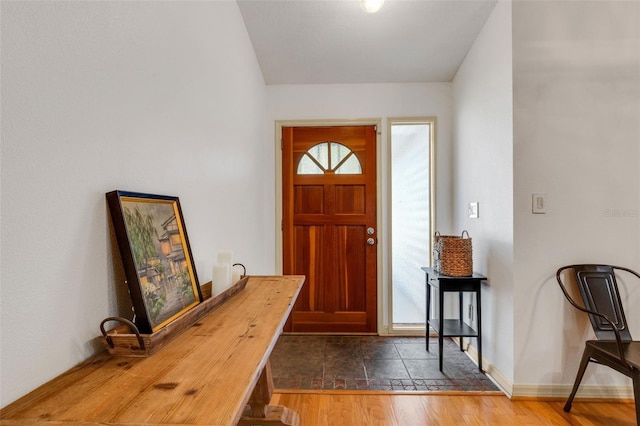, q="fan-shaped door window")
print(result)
[297,142,362,175]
